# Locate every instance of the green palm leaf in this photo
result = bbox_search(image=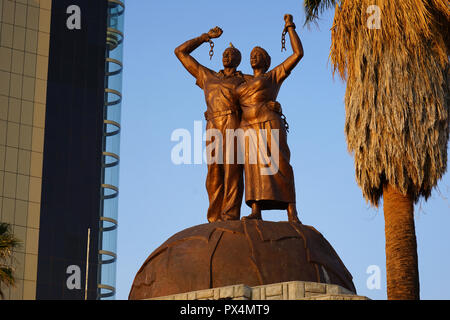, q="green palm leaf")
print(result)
[303,0,338,23]
[0,223,20,299]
